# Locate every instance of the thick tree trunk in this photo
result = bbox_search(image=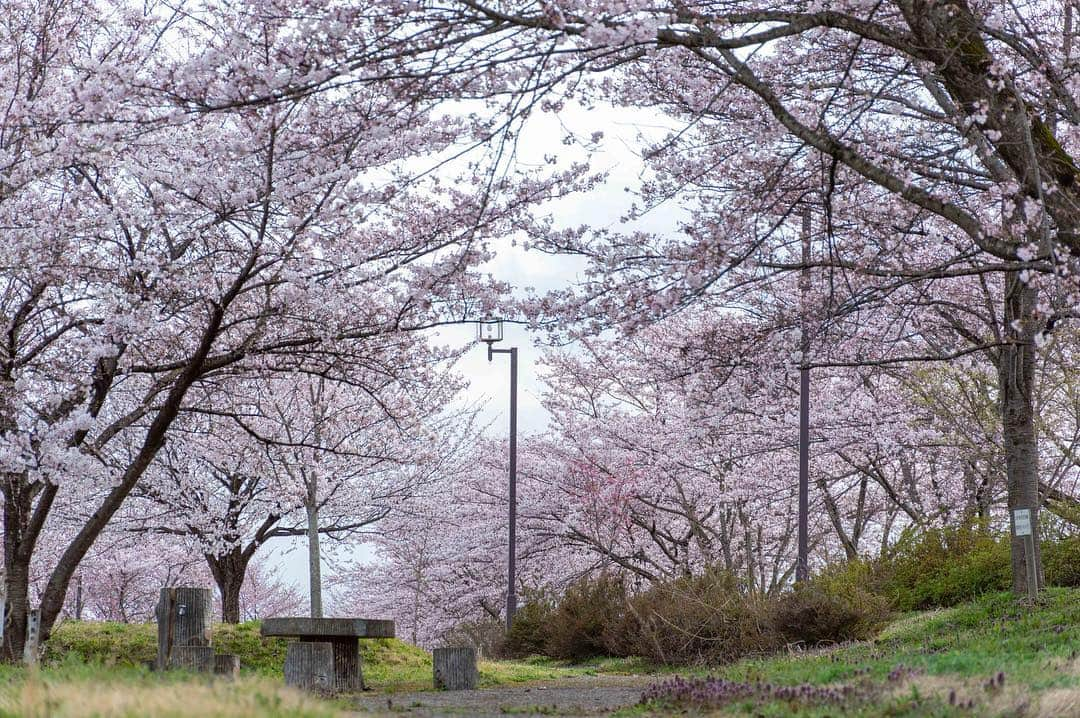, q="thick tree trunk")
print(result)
[207,549,252,624]
[999,271,1043,595]
[2,476,35,663]
[1,556,29,664]
[306,499,323,619]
